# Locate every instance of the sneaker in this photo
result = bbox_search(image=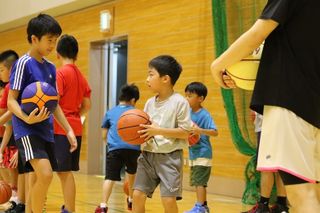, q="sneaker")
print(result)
[4,201,17,213]
[7,203,25,213]
[203,205,210,213]
[184,202,207,213]
[61,205,70,213]
[244,203,270,213]
[127,198,132,210]
[95,206,108,213]
[270,204,289,213]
